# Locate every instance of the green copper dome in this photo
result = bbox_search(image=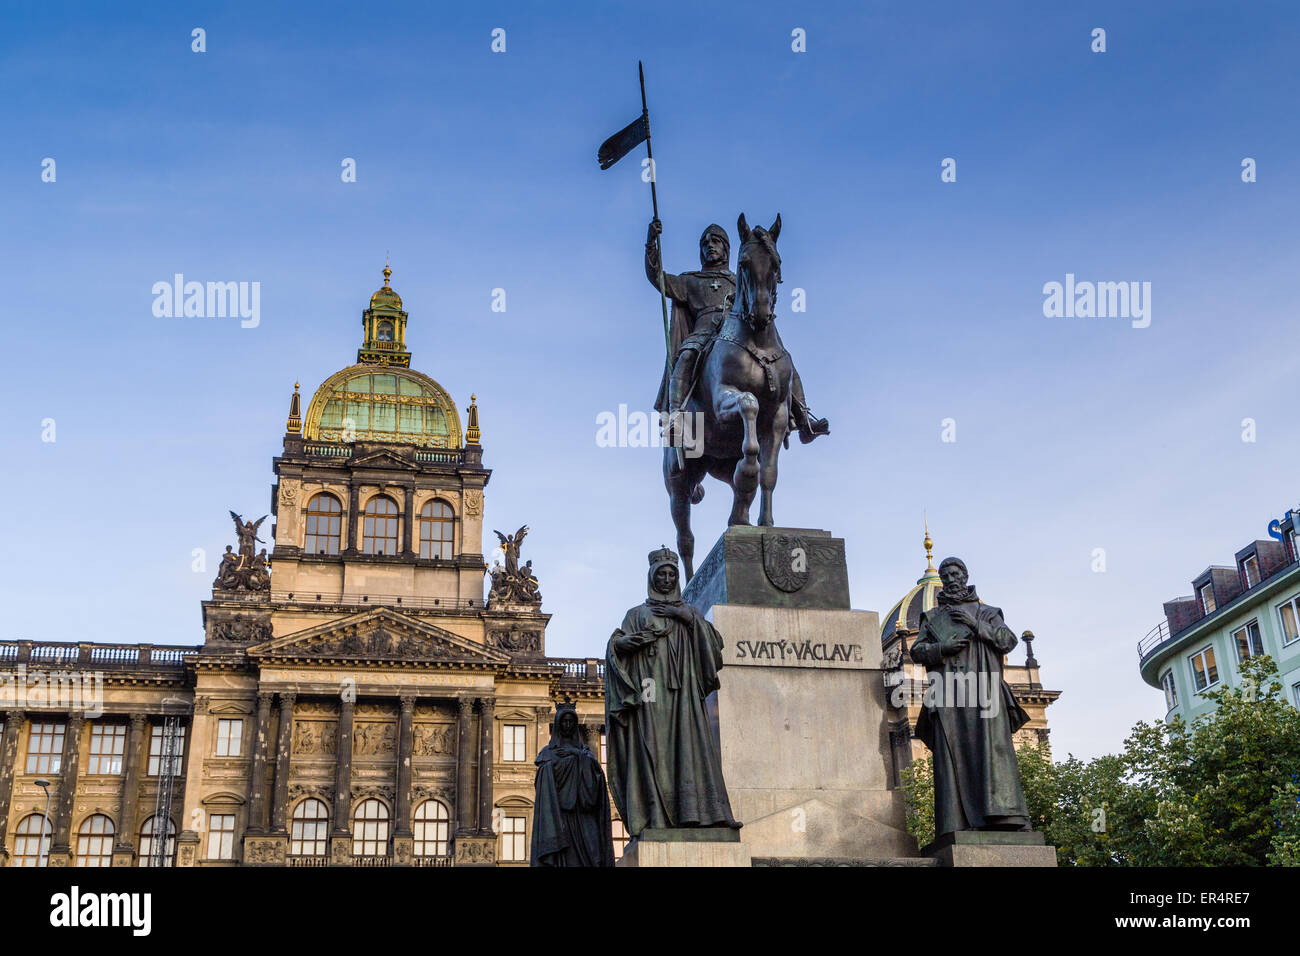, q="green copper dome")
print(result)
[303,365,462,448]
